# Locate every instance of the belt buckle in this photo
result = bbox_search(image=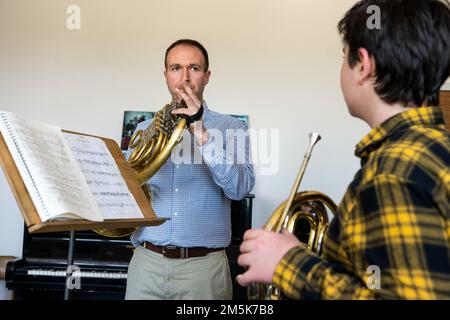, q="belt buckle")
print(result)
[162,245,177,257]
